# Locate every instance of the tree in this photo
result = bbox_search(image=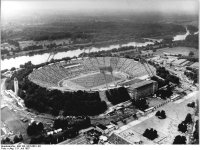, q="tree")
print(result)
[187,102,195,108]
[143,128,158,140]
[160,110,166,119]
[155,111,161,117]
[27,121,44,136]
[163,37,173,44]
[193,120,199,143]
[189,51,194,57]
[10,67,16,71]
[184,113,193,124]
[193,130,199,141]
[27,124,35,136]
[178,121,187,133]
[54,118,68,129]
[156,110,166,119]
[133,97,149,111]
[13,134,23,143]
[122,119,127,124]
[173,135,186,144]
[37,122,44,132]
[29,135,43,144]
[133,114,138,120]
[1,137,13,144]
